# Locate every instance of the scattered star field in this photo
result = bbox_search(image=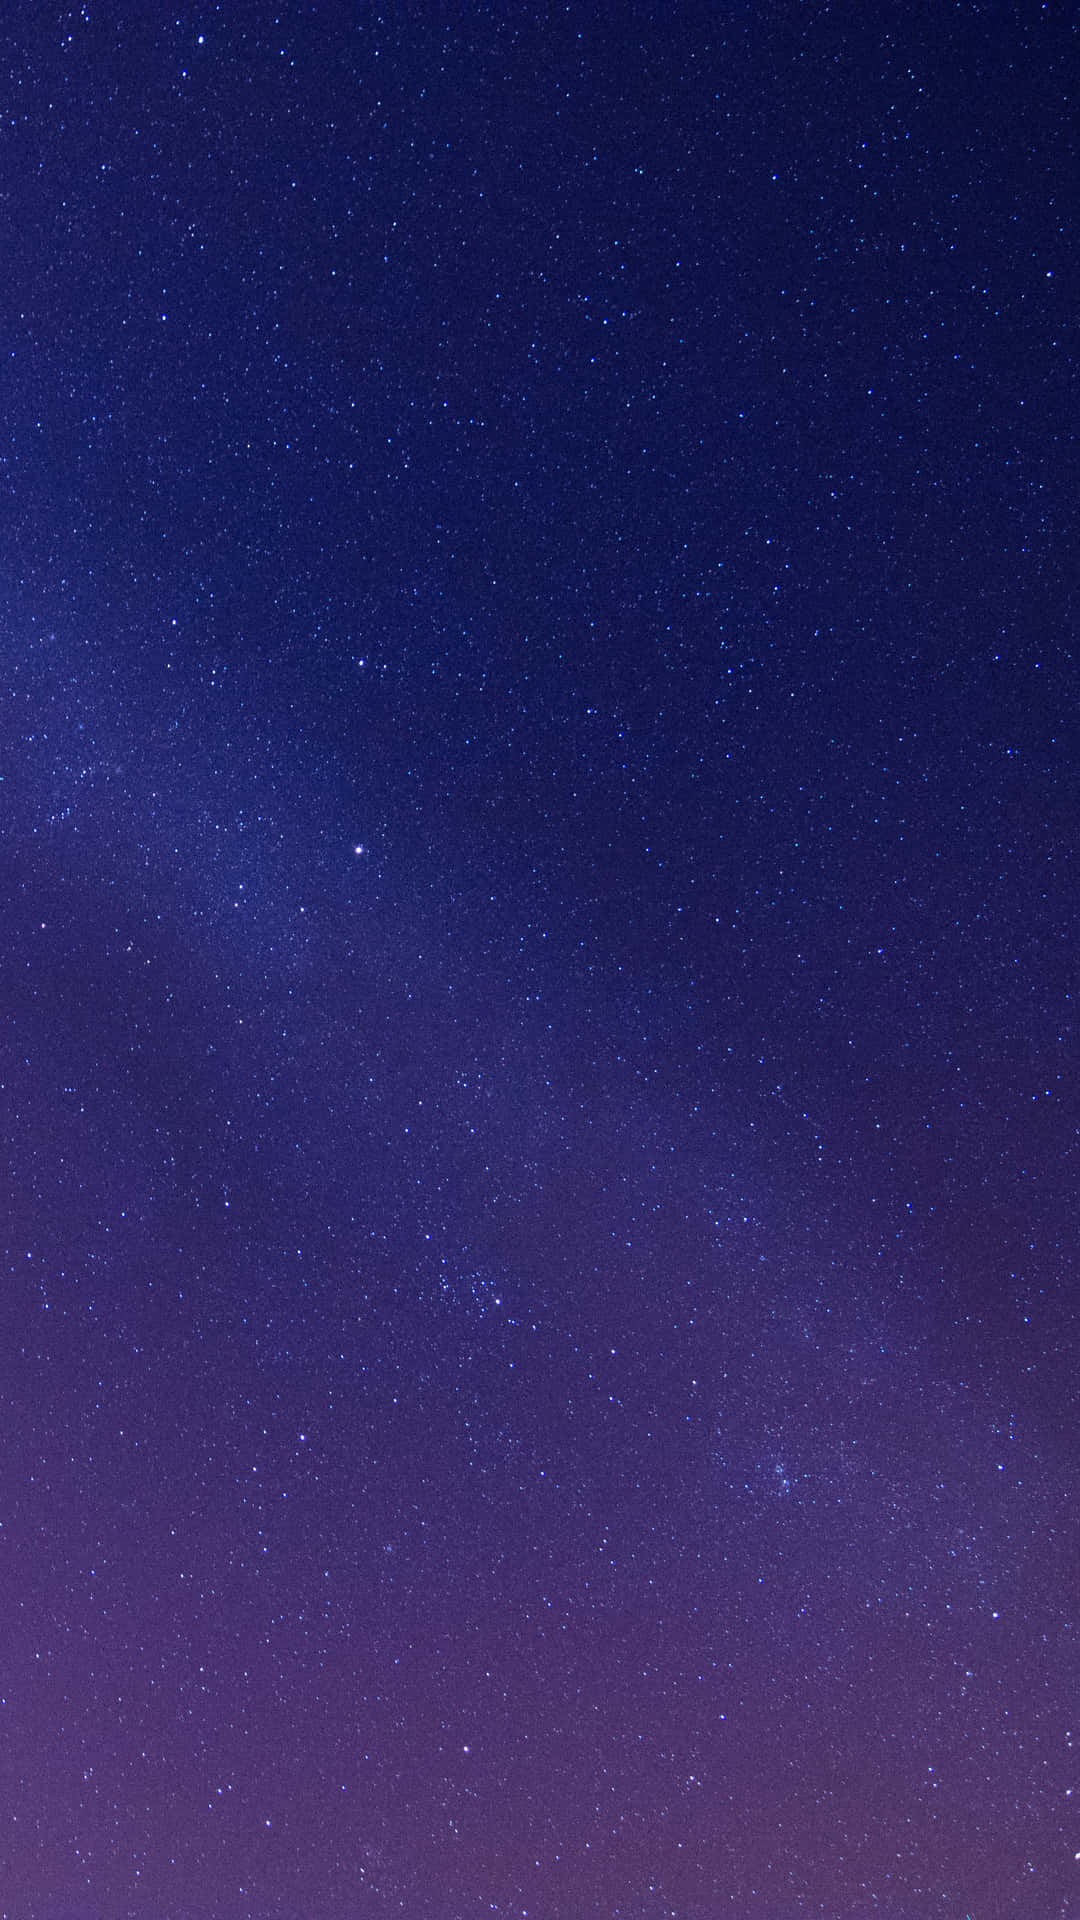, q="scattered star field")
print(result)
[1,4,1077,1917]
